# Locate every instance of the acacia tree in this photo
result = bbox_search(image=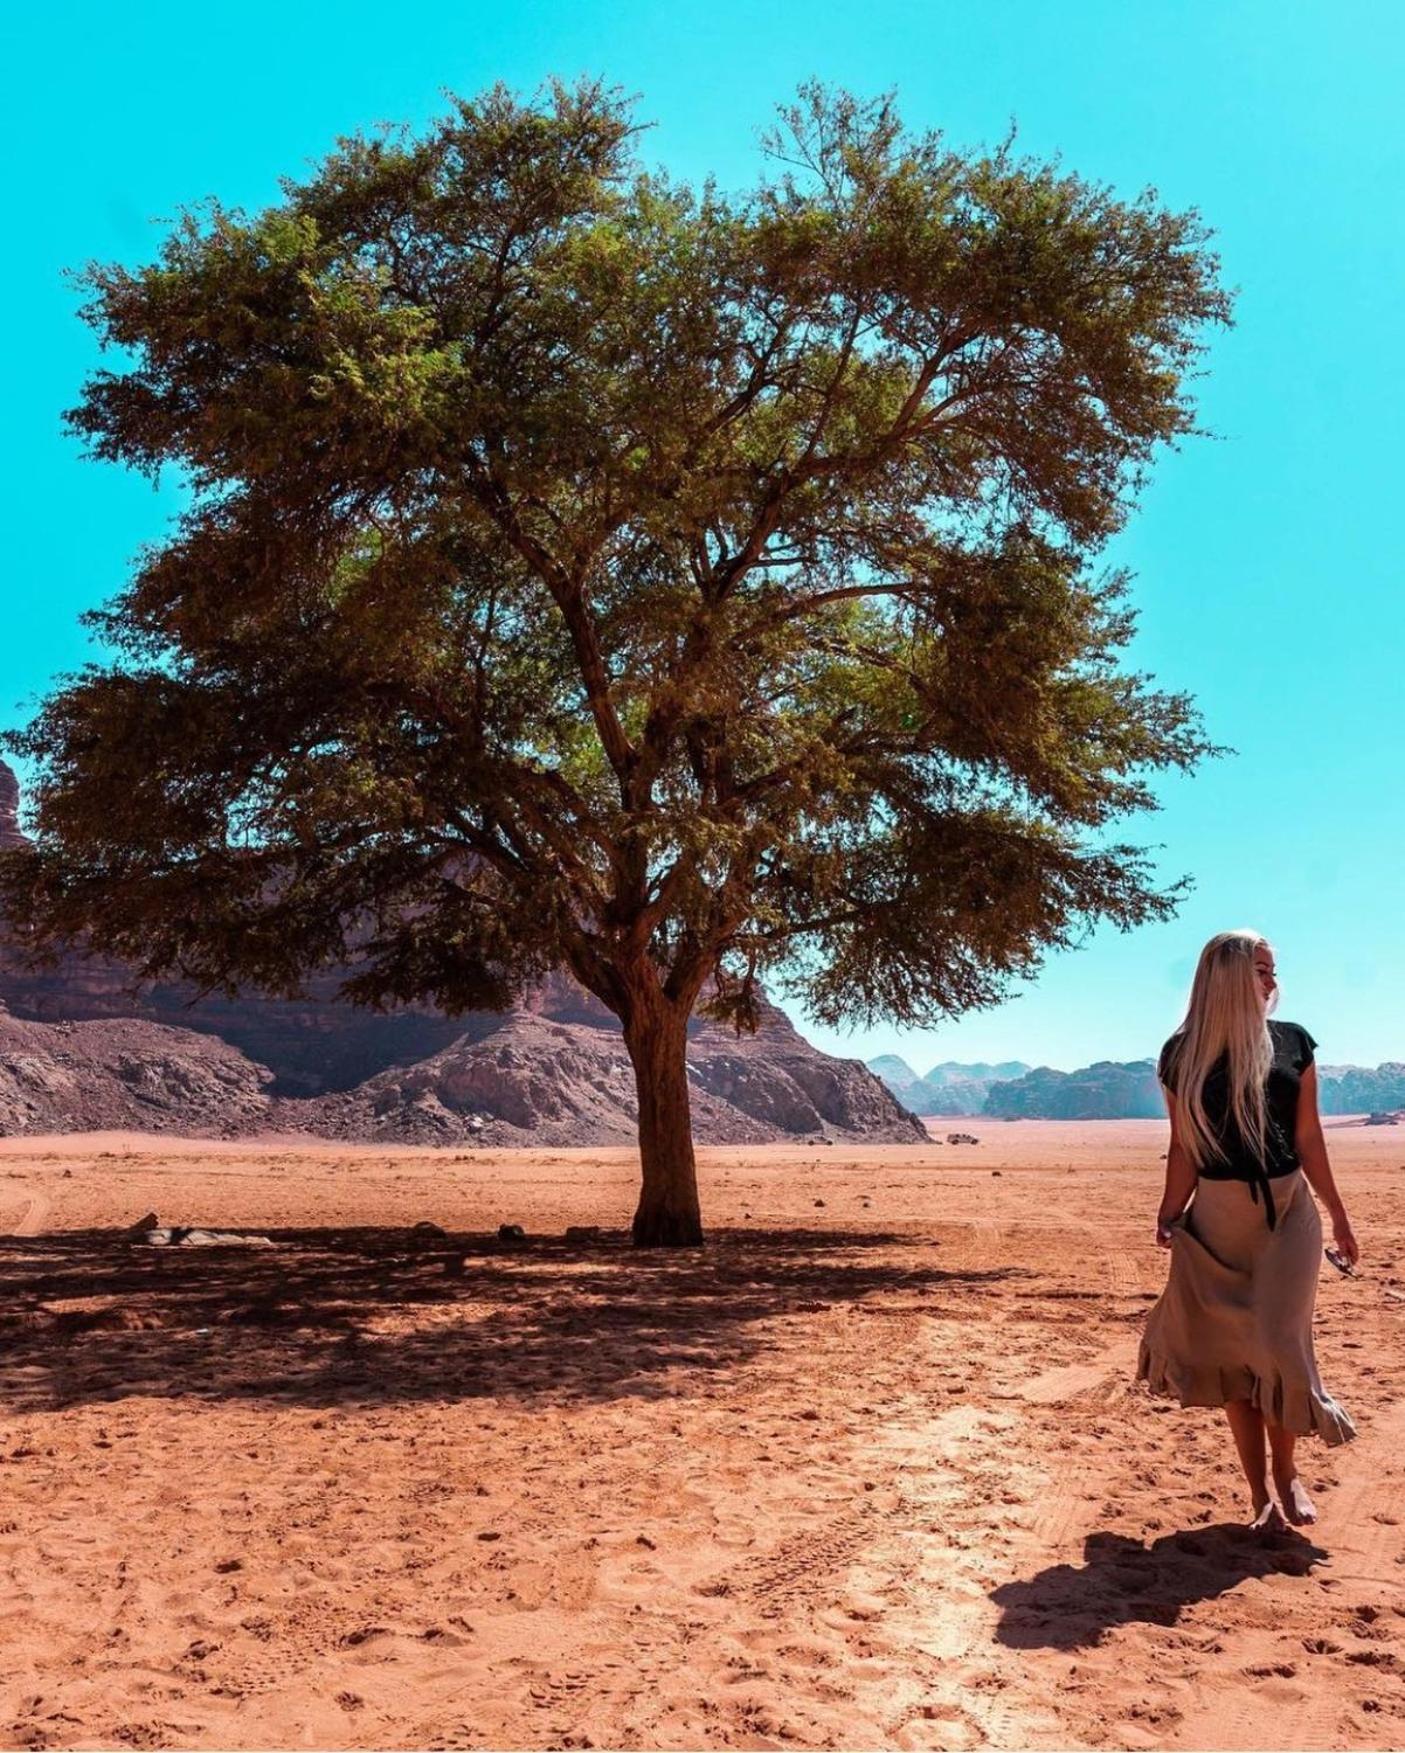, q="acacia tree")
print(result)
[1,81,1229,1244]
